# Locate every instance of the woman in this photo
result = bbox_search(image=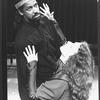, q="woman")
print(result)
[23,41,95,100]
